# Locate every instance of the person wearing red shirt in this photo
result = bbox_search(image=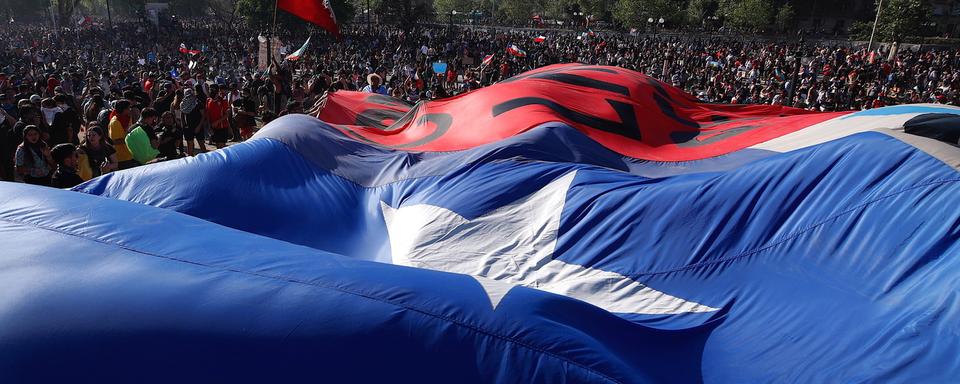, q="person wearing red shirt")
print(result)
[205,84,230,149]
[45,75,59,97]
[446,68,456,84]
[143,73,156,100]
